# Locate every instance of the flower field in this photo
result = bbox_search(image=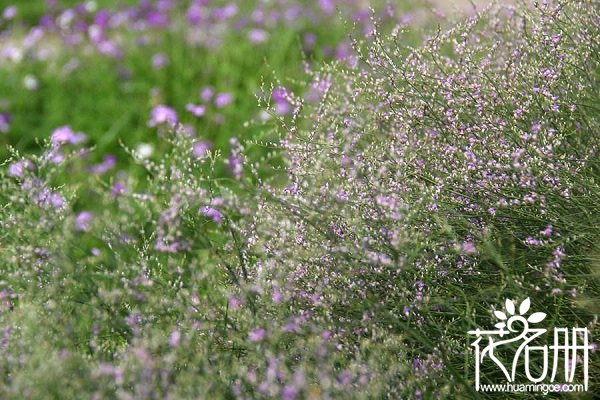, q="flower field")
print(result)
[0,0,599,399]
